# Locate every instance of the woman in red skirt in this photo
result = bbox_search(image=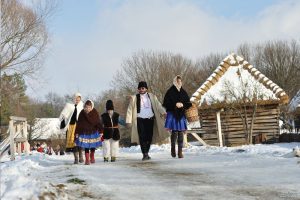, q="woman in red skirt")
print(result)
[75,100,102,165]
